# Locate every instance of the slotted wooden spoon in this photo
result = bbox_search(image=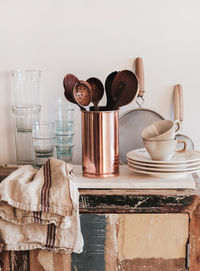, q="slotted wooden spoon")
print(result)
[73,81,92,109]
